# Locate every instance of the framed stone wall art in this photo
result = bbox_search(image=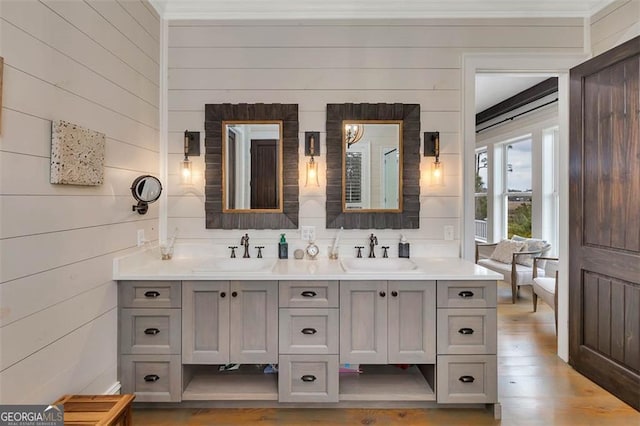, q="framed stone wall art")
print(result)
[50,120,105,185]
